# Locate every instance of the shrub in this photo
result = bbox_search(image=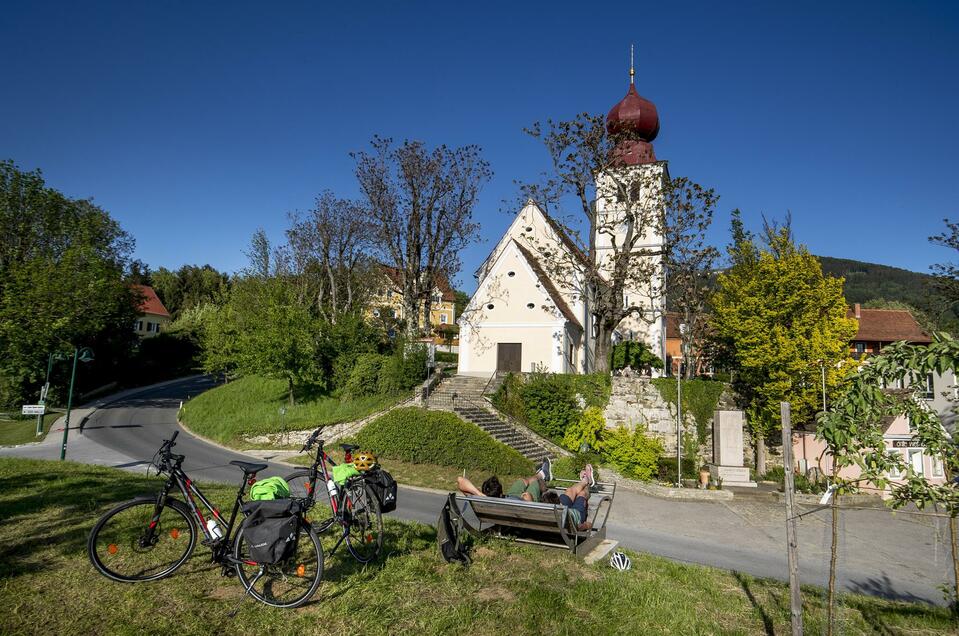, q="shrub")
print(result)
[760,466,785,483]
[656,457,701,483]
[435,351,458,364]
[563,406,606,453]
[552,452,603,482]
[611,341,664,373]
[651,378,726,445]
[522,374,581,441]
[563,373,611,409]
[343,353,388,399]
[355,407,533,475]
[378,344,428,395]
[598,425,664,481]
[491,372,525,419]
